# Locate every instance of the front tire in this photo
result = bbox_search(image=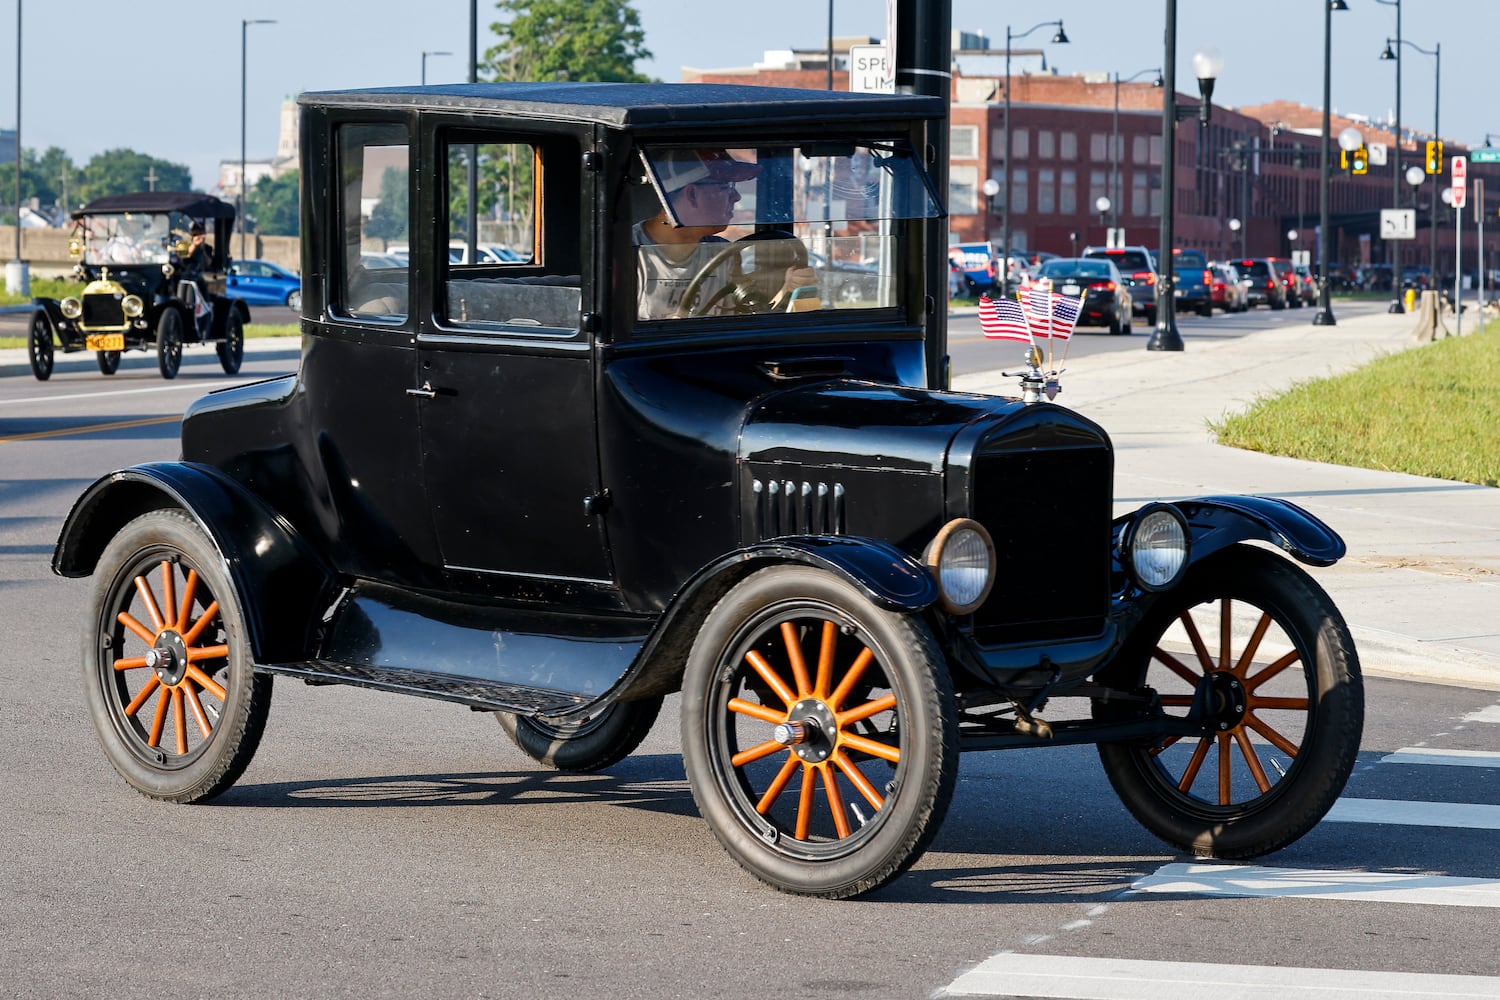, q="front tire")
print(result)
[217,311,244,375]
[681,566,958,899]
[286,289,302,311]
[29,311,54,381]
[1093,545,1363,859]
[96,350,121,375]
[496,696,663,772]
[157,309,183,379]
[83,509,272,802]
